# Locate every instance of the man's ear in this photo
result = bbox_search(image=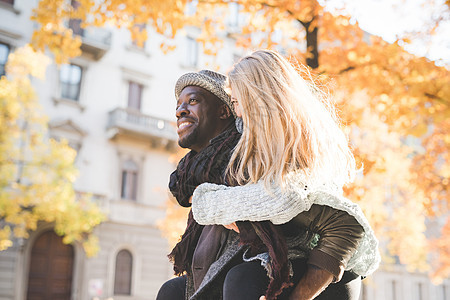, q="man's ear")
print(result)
[219,104,232,120]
